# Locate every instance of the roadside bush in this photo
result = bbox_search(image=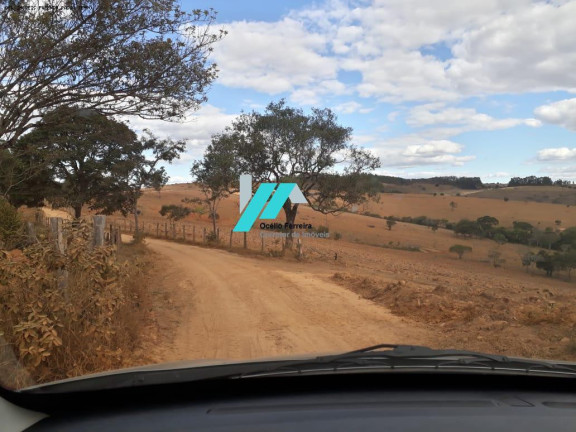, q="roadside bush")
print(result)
[0,198,23,250]
[206,230,220,243]
[333,232,342,240]
[0,221,148,387]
